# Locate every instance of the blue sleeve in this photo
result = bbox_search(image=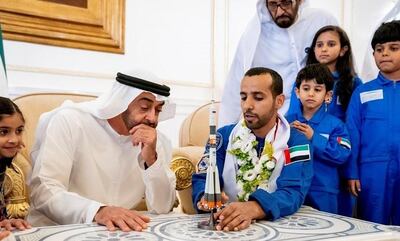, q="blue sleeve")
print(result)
[353,76,363,88]
[311,120,351,166]
[191,125,232,213]
[344,87,362,179]
[248,128,313,220]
